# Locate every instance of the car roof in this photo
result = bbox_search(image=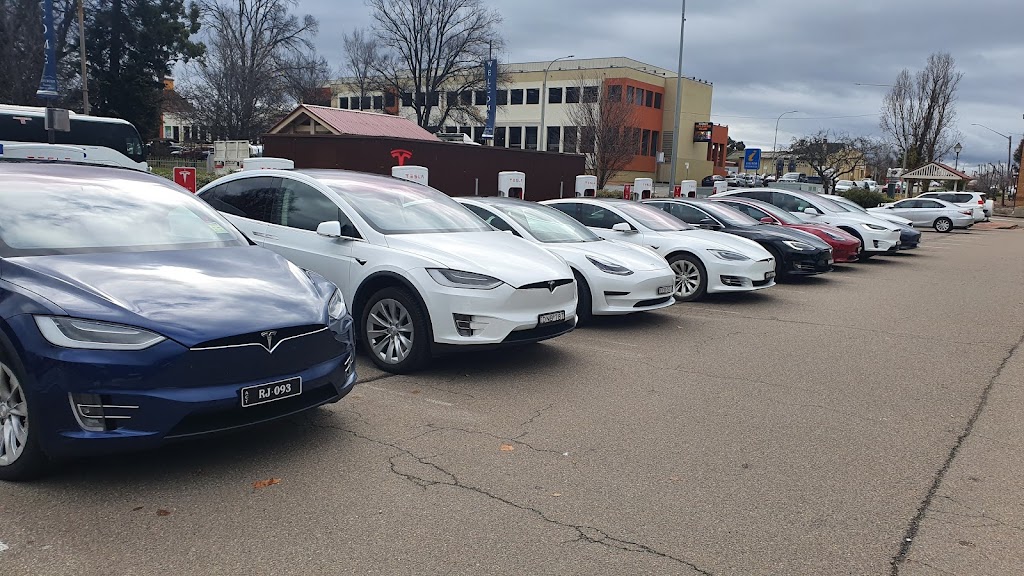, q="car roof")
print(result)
[0,160,173,185]
[457,196,533,207]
